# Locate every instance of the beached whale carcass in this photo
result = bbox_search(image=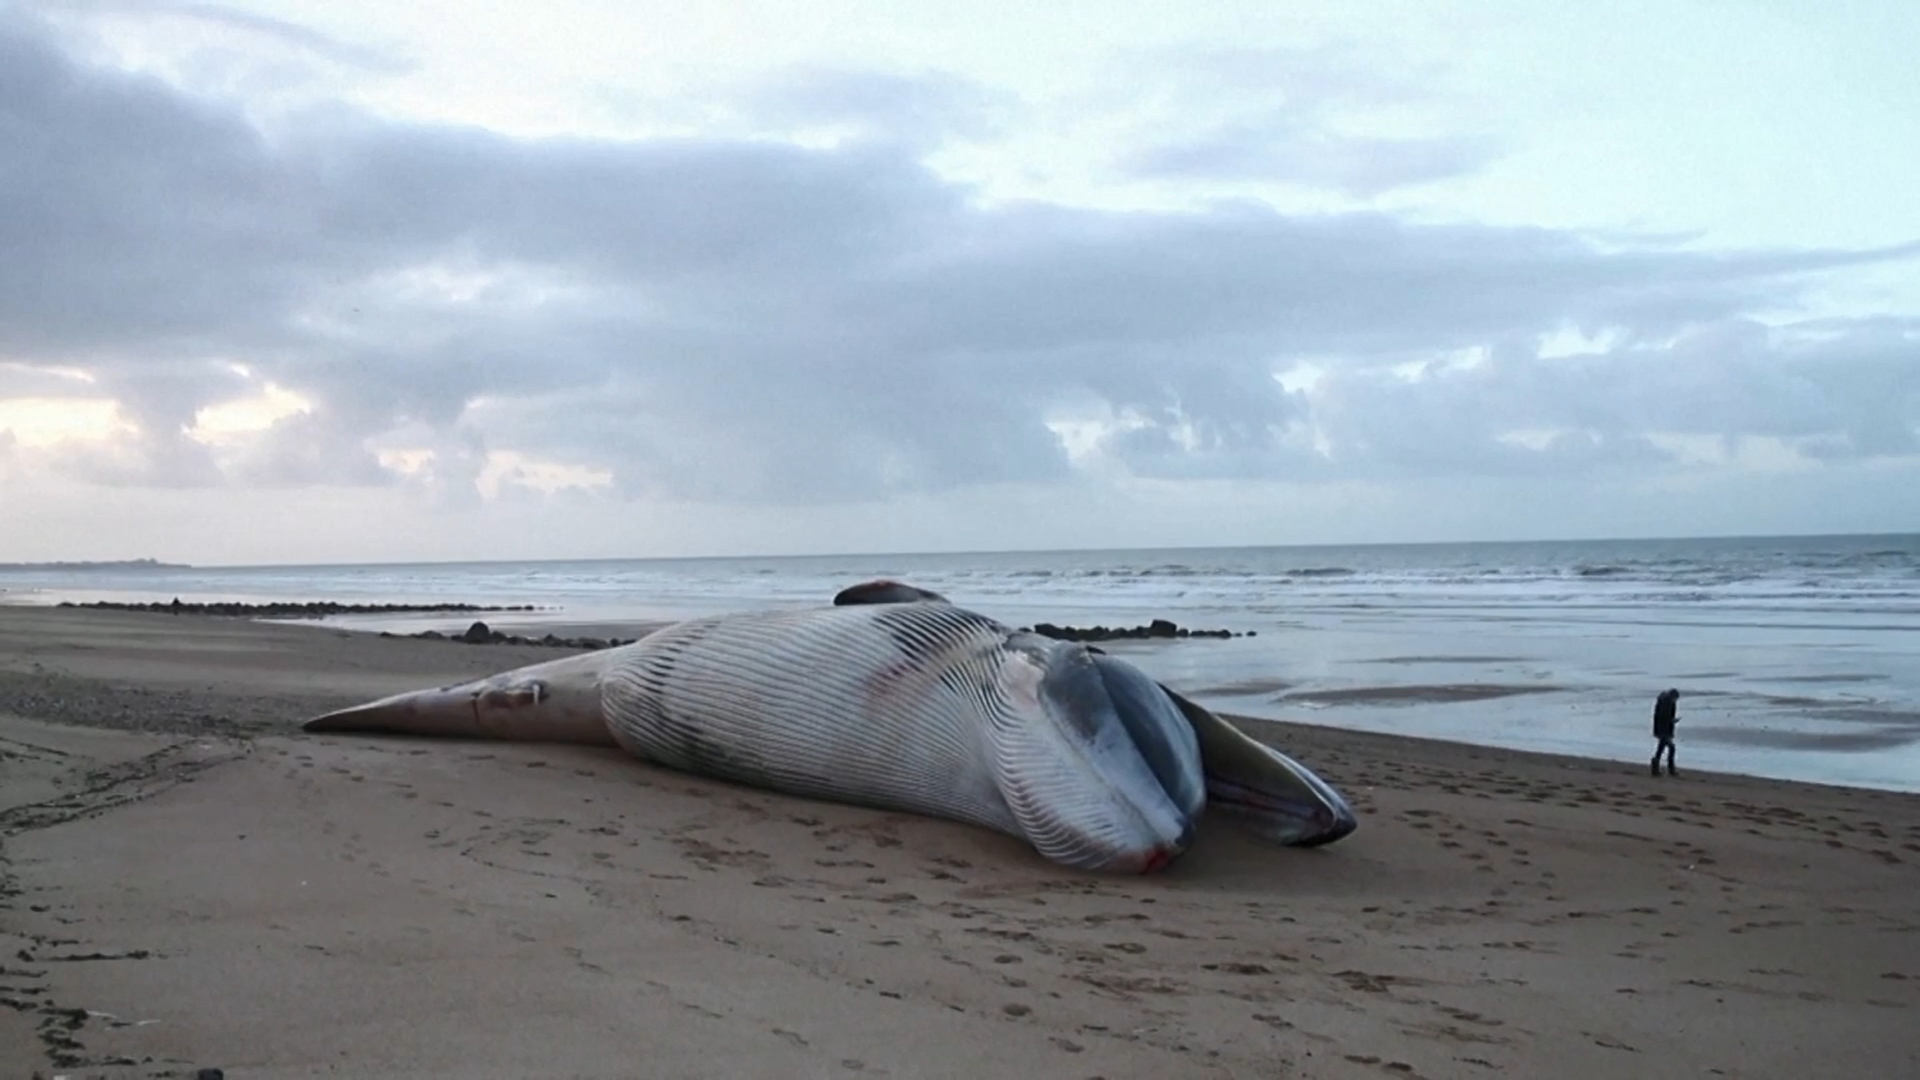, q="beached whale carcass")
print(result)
[301,582,1358,872]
